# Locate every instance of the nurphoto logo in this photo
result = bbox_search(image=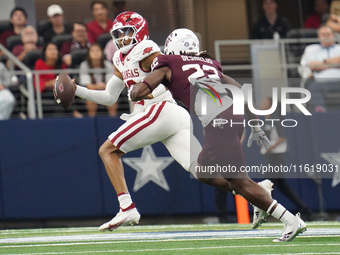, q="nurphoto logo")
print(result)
[196,81,312,128]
